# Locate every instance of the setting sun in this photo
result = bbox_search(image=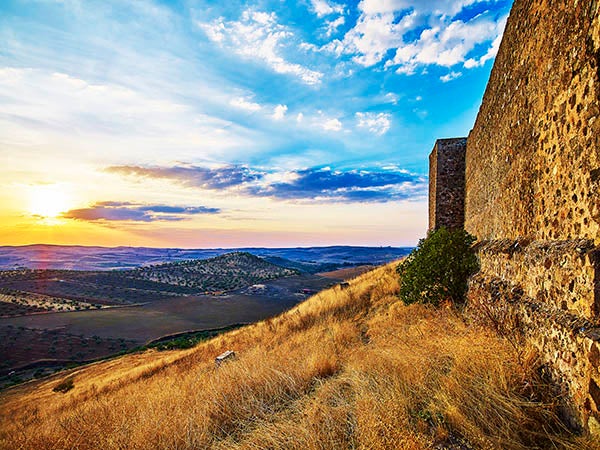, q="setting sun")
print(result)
[28,185,71,218]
